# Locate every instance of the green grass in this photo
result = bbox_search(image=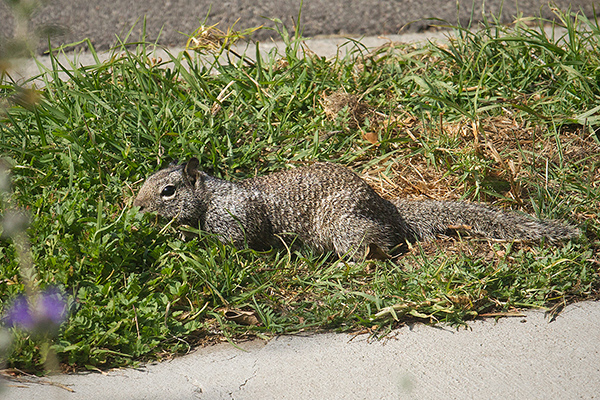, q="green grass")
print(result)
[1,8,599,373]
